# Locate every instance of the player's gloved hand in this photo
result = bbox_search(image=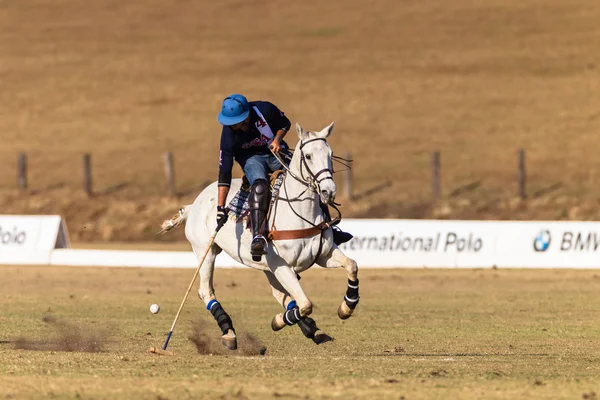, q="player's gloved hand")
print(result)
[270,137,282,153]
[216,206,229,230]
